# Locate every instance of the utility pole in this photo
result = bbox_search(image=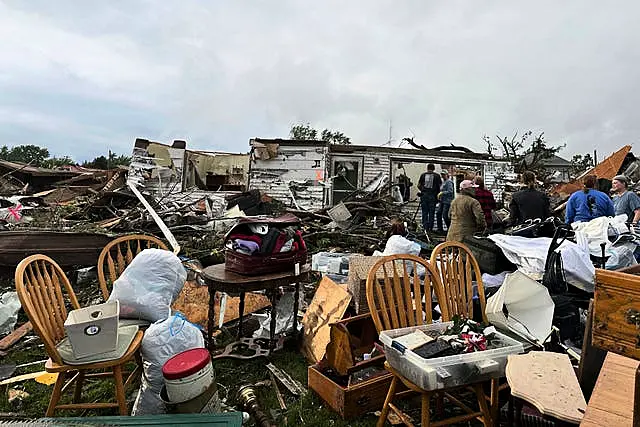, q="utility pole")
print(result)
[593,149,598,167]
[108,149,112,170]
